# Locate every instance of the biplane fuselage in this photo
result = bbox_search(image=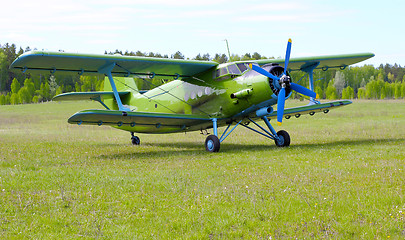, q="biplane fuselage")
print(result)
[102,62,277,133]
